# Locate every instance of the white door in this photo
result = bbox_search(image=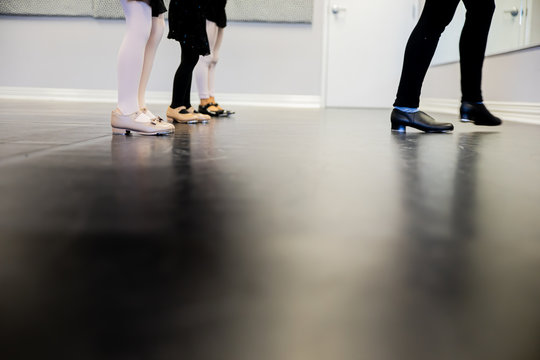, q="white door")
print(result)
[325,0,417,108]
